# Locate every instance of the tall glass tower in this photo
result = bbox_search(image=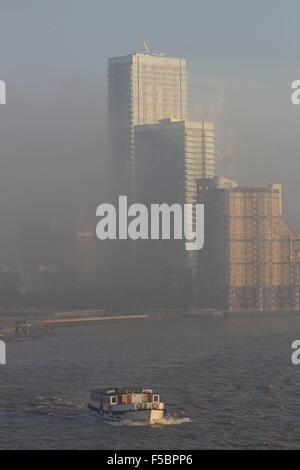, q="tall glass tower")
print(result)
[134,119,215,277]
[108,52,187,200]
